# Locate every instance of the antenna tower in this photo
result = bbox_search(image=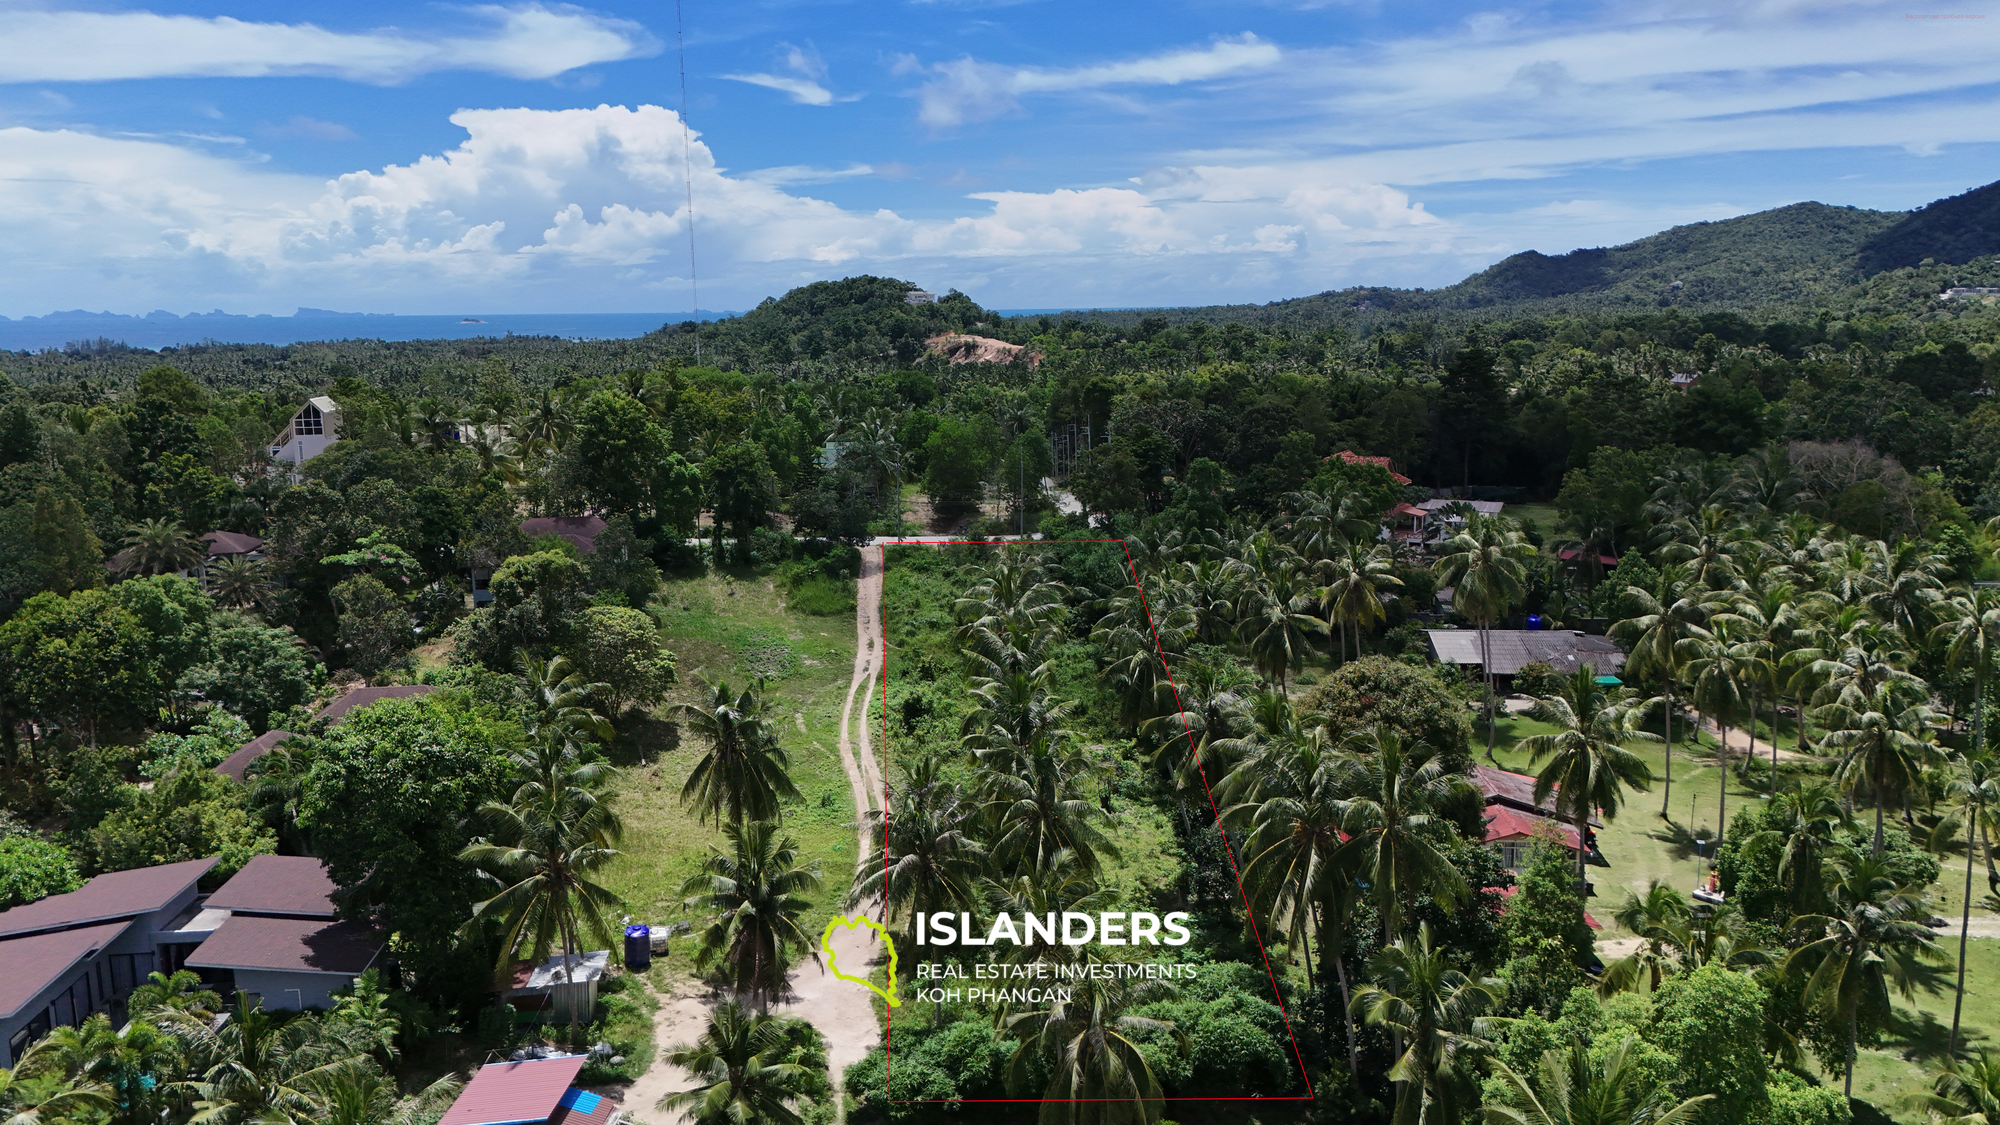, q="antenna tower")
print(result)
[676,0,699,361]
